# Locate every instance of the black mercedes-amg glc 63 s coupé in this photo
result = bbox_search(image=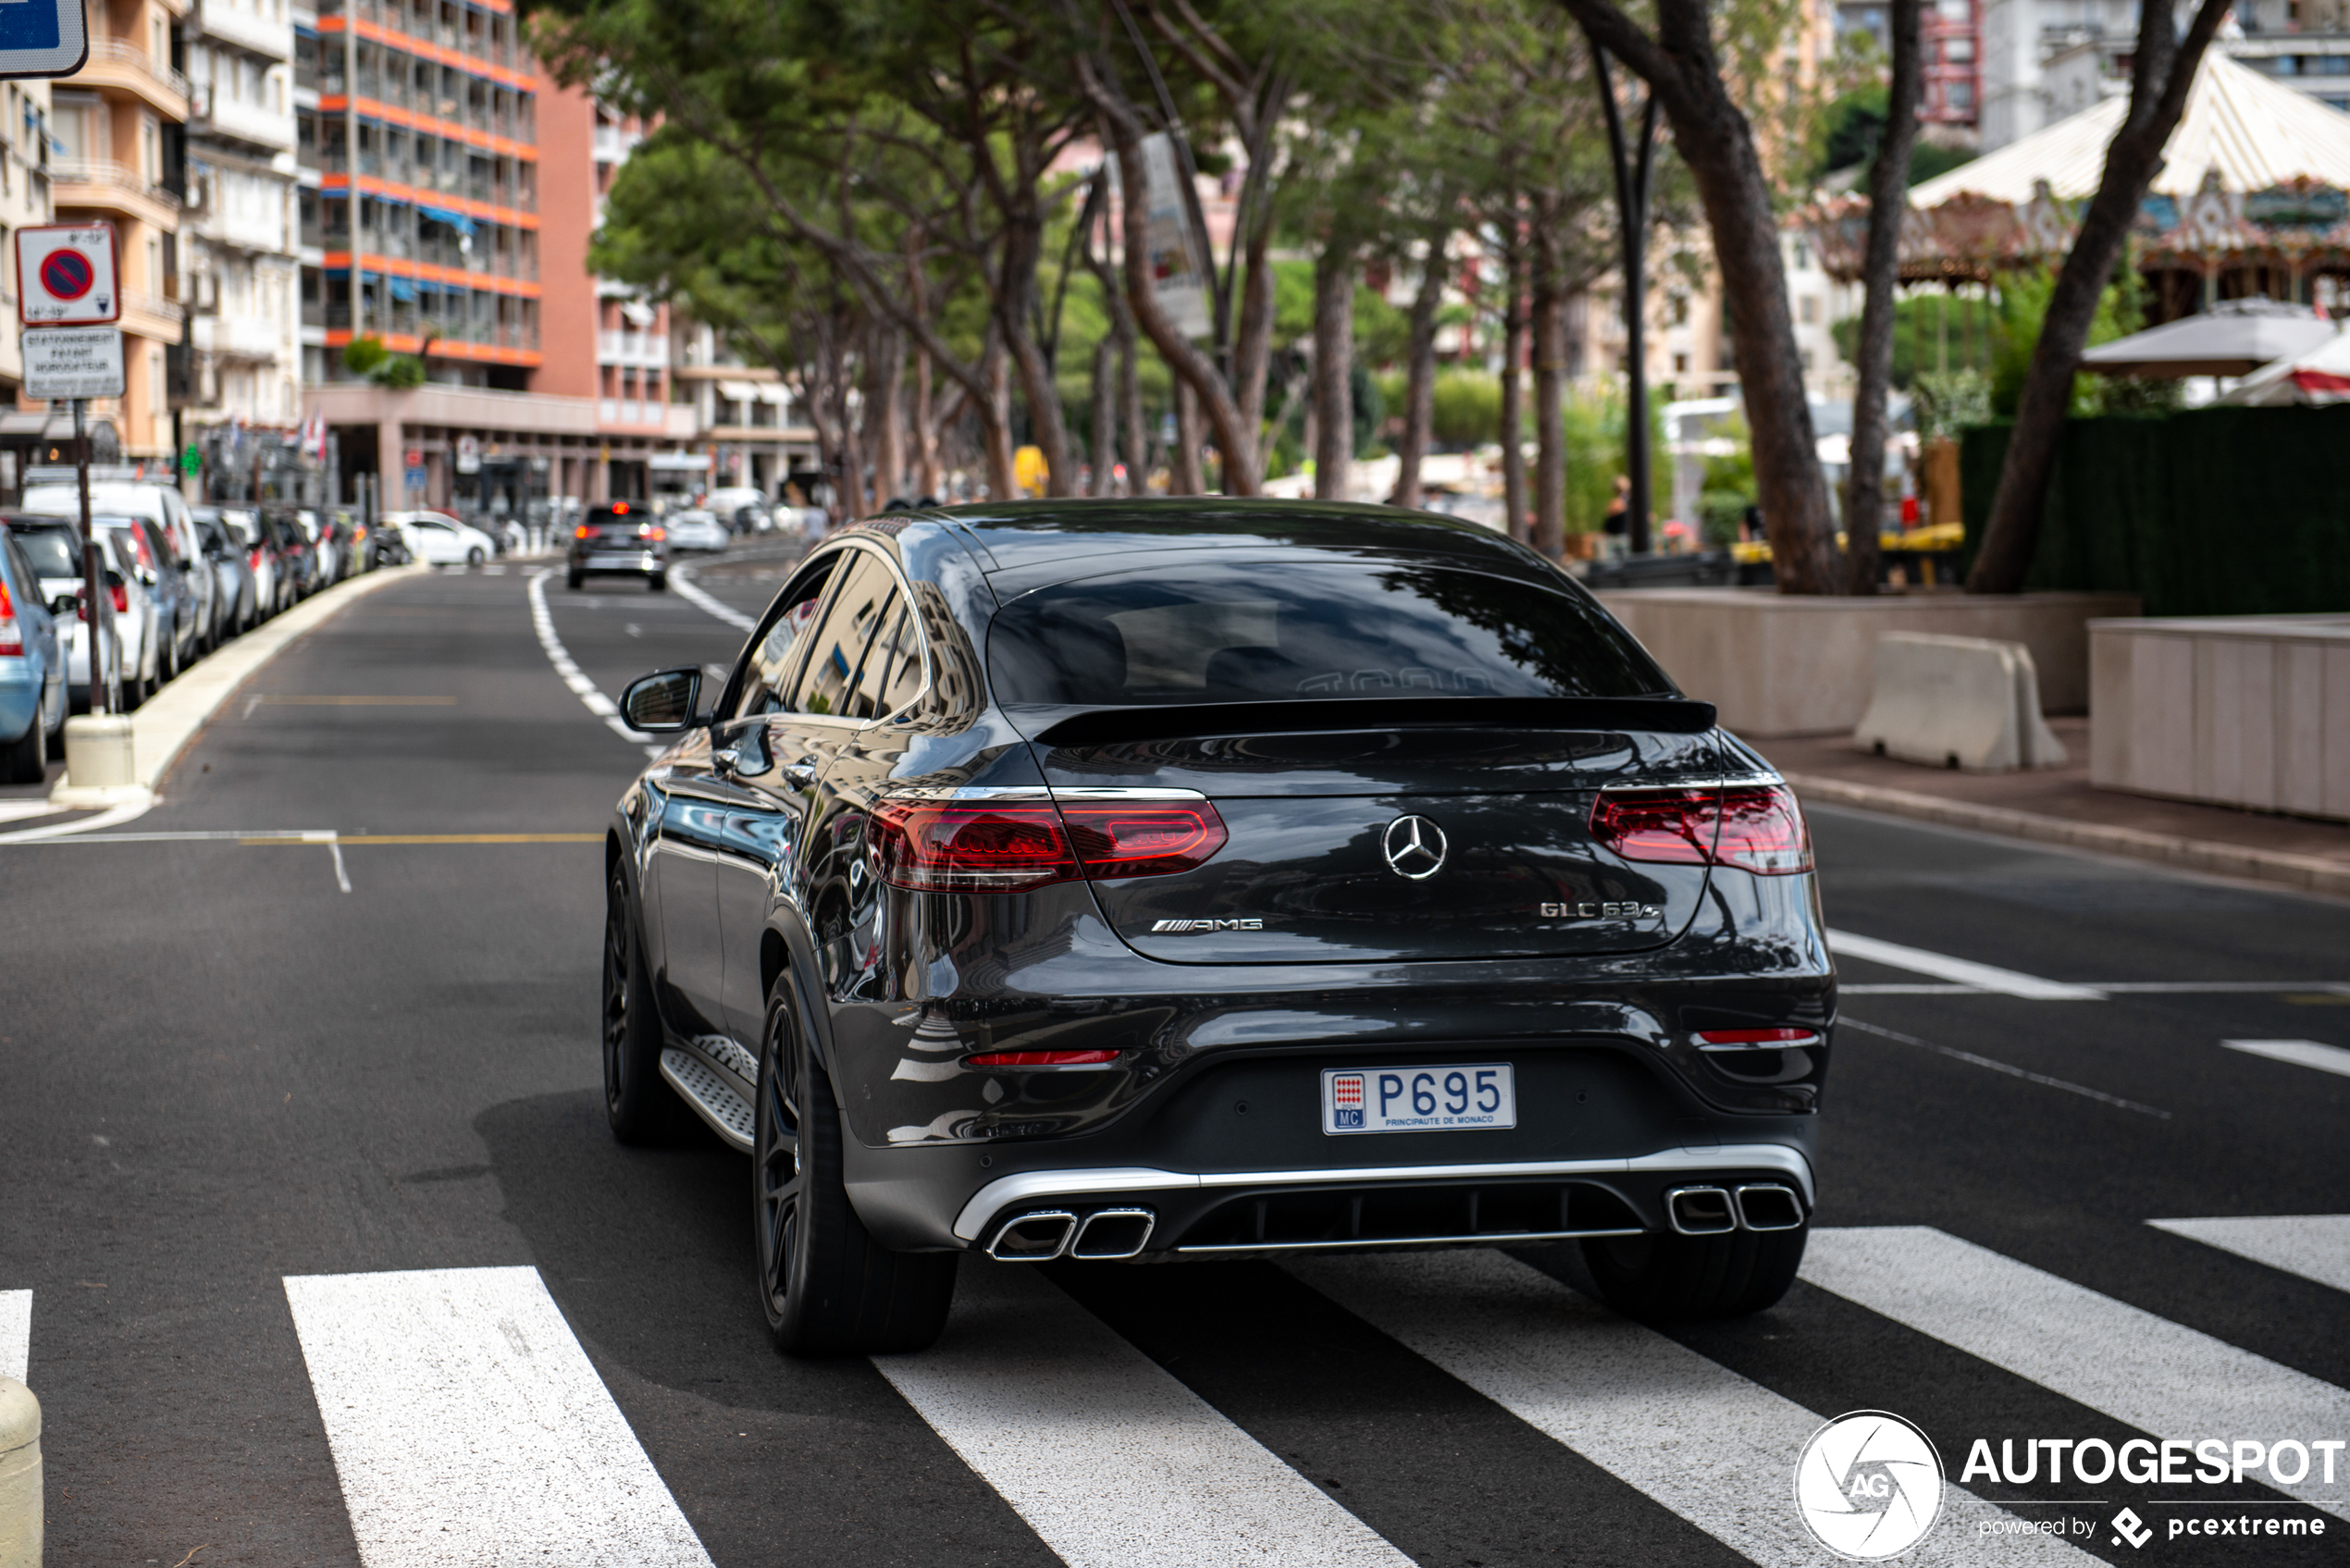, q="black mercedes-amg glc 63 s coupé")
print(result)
[604,501,1834,1353]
